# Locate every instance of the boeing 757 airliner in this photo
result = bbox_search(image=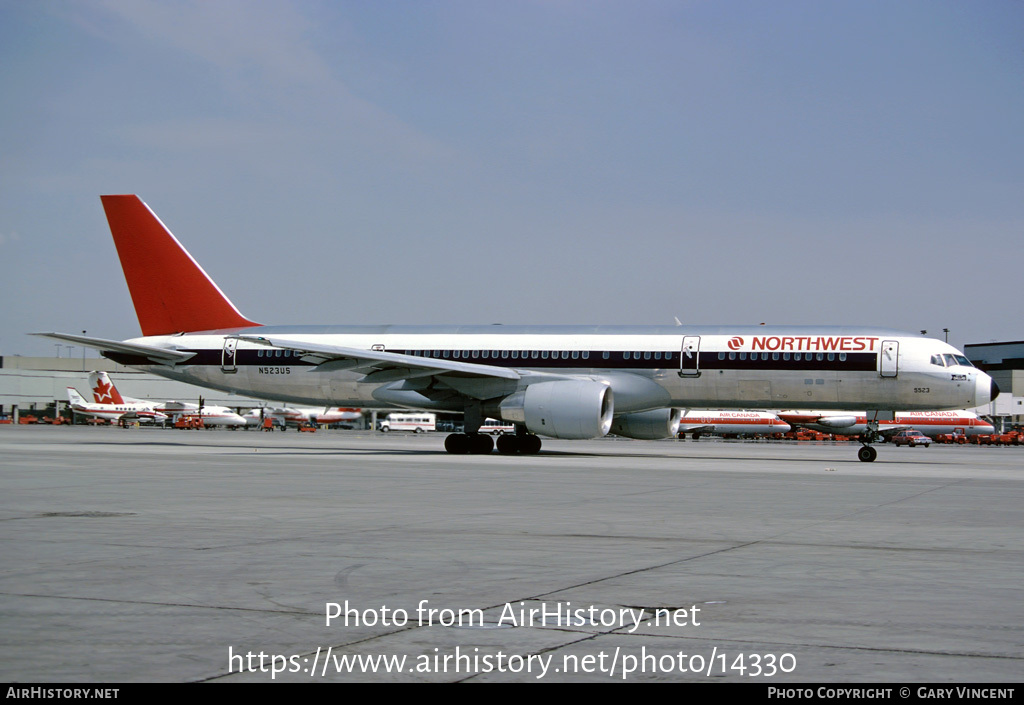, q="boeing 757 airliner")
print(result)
[37,196,999,461]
